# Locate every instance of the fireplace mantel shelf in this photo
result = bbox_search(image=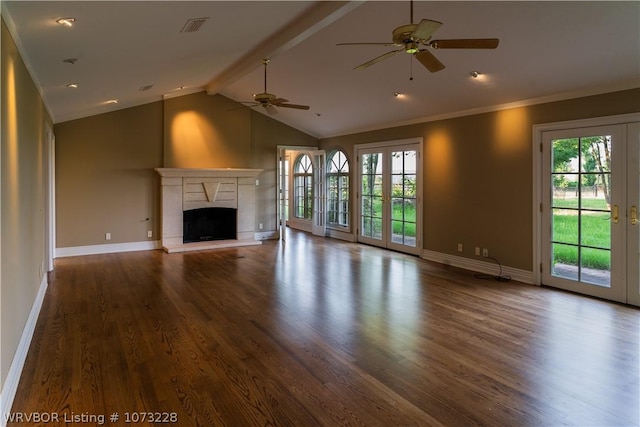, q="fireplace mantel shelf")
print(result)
[155,168,262,178]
